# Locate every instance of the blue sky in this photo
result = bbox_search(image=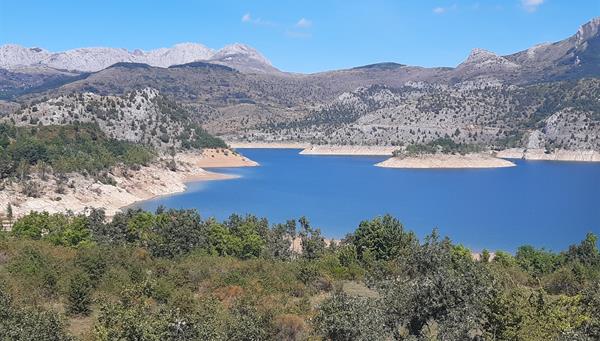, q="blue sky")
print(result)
[0,0,598,73]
